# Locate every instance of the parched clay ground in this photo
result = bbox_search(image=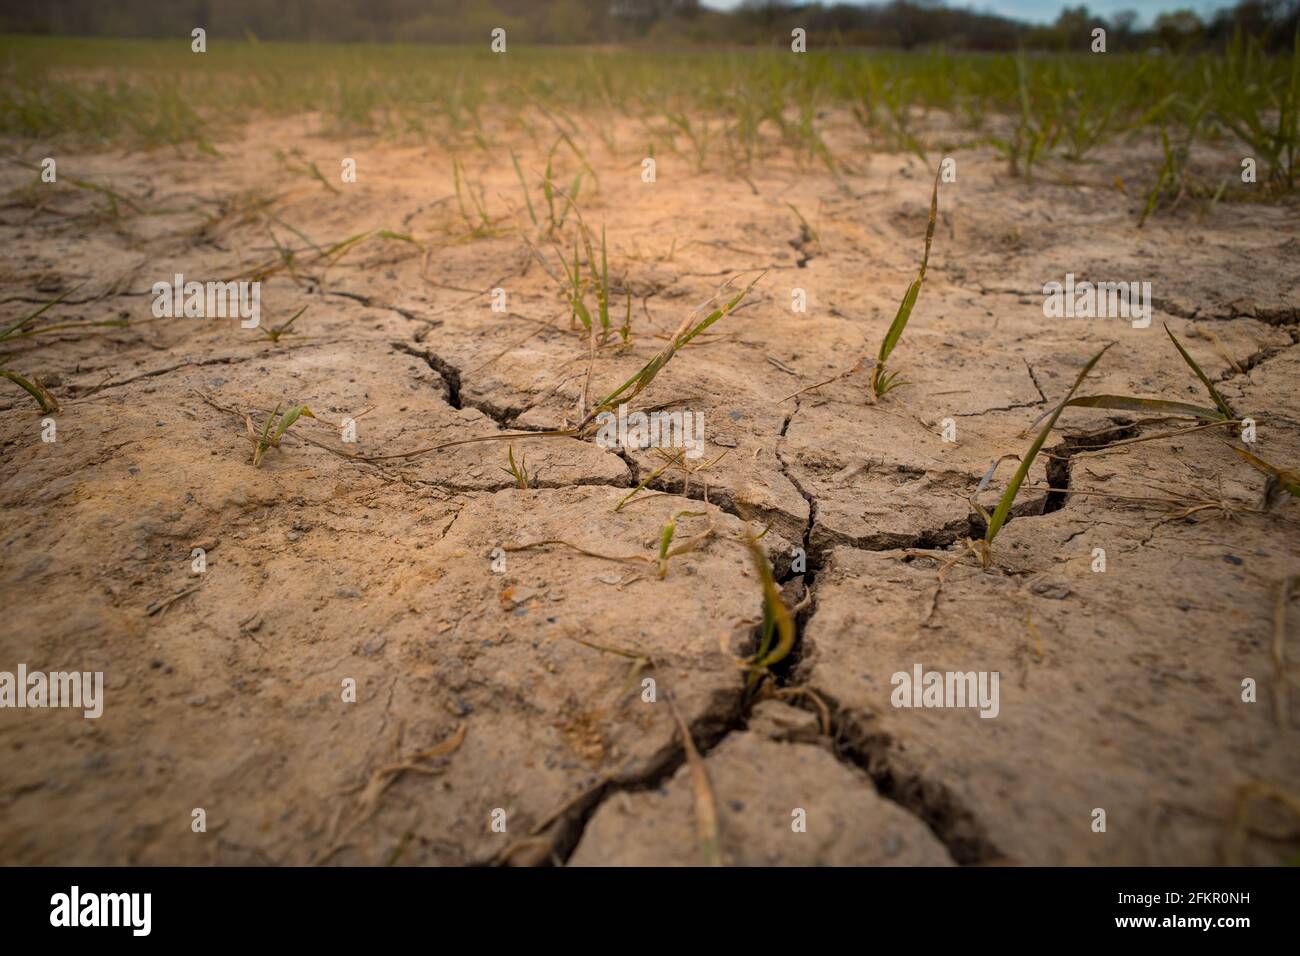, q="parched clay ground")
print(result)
[1,106,1298,866]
